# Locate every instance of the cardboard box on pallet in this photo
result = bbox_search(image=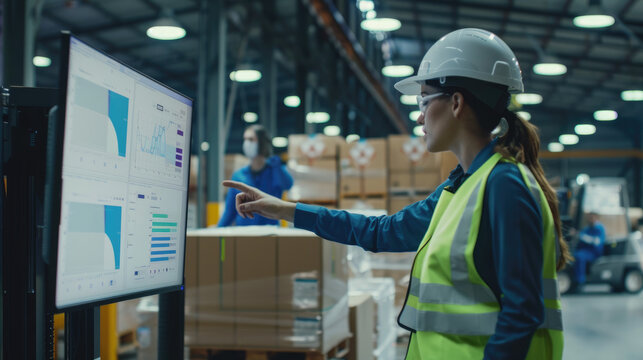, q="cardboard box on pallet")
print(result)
[191,235,236,346]
[287,158,337,201]
[388,135,441,172]
[288,134,345,160]
[389,171,443,191]
[388,195,429,214]
[339,139,388,196]
[339,197,388,211]
[185,227,349,351]
[184,237,198,345]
